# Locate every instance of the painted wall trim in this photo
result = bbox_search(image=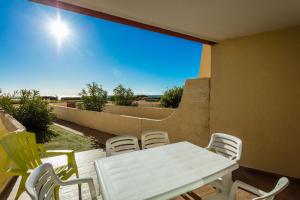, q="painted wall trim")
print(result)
[29,0,216,45]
